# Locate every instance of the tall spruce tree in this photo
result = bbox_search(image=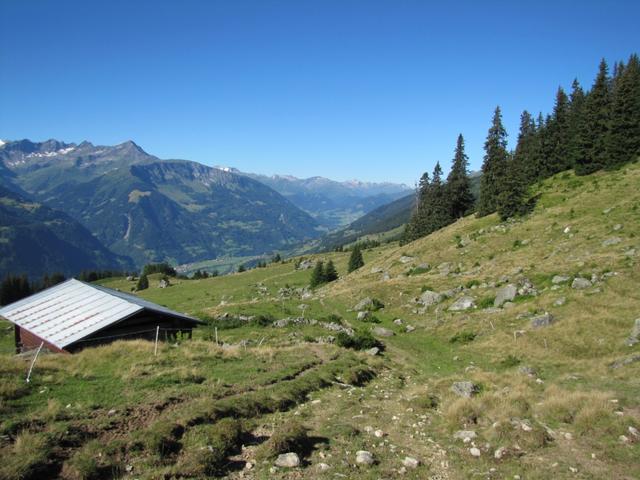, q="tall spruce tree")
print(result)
[567,79,586,168]
[607,54,640,167]
[576,59,611,175]
[513,110,537,182]
[324,260,338,282]
[348,245,365,273]
[446,134,475,218]
[541,87,571,176]
[402,172,430,244]
[310,261,325,288]
[477,106,509,217]
[497,153,528,221]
